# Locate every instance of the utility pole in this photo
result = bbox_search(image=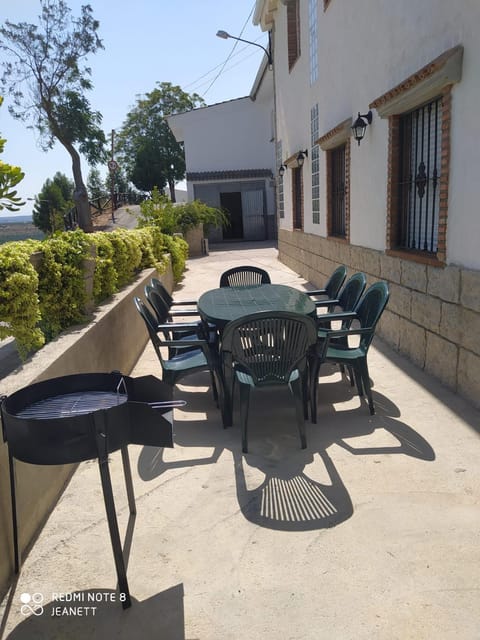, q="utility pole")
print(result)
[109,129,116,223]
